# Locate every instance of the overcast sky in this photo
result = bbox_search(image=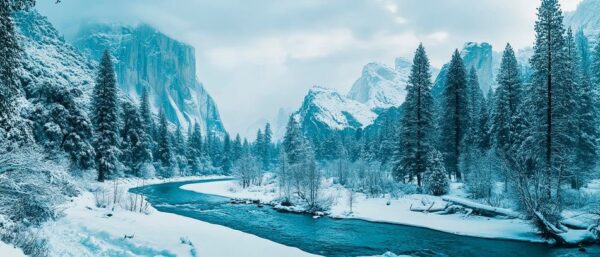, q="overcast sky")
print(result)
[36,0,583,138]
